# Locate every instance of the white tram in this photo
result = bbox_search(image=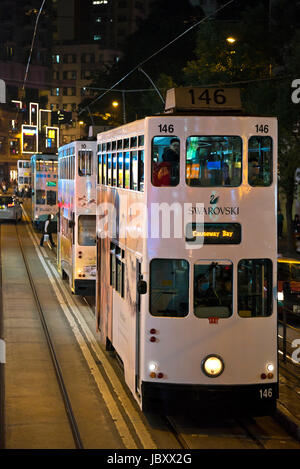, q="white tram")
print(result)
[57,140,97,295]
[30,153,58,230]
[17,159,31,195]
[96,87,278,416]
